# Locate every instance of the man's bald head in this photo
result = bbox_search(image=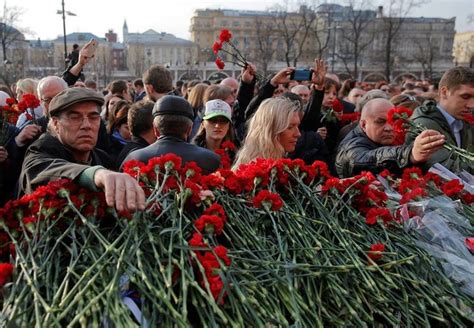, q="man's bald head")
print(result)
[37,76,68,115]
[360,98,395,145]
[220,78,239,93]
[291,84,310,104]
[360,98,393,120]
